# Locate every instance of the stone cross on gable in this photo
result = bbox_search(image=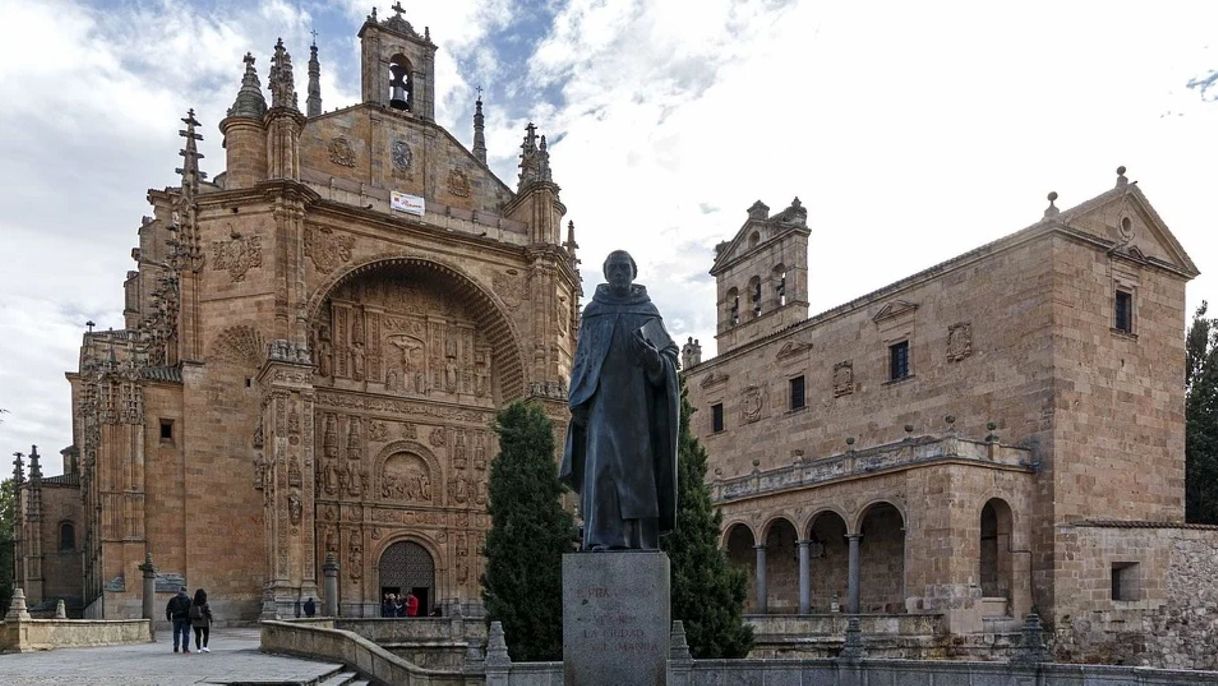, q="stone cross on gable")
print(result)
[391,1,406,19]
[310,28,318,45]
[476,85,484,99]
